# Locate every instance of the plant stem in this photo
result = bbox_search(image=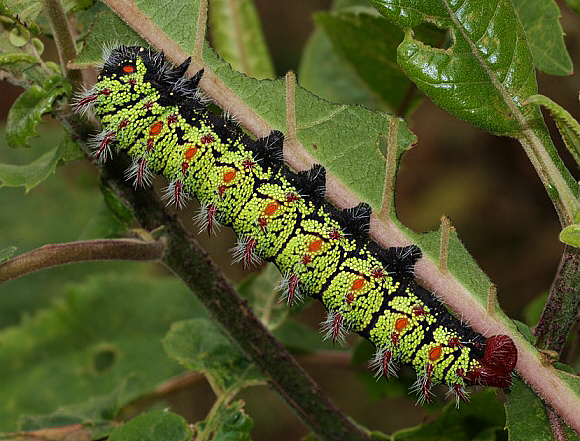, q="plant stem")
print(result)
[42,0,82,89]
[0,239,165,284]
[535,247,580,354]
